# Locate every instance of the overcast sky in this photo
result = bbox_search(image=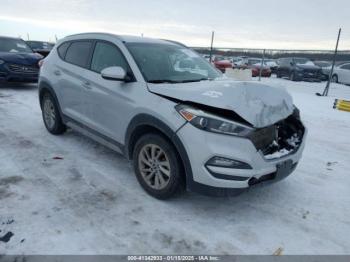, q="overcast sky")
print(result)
[1,0,349,50]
